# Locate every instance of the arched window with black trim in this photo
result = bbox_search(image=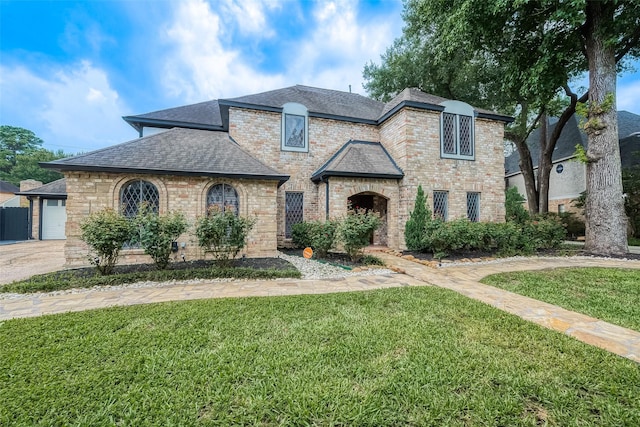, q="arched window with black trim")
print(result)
[120,180,159,218]
[207,183,239,215]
